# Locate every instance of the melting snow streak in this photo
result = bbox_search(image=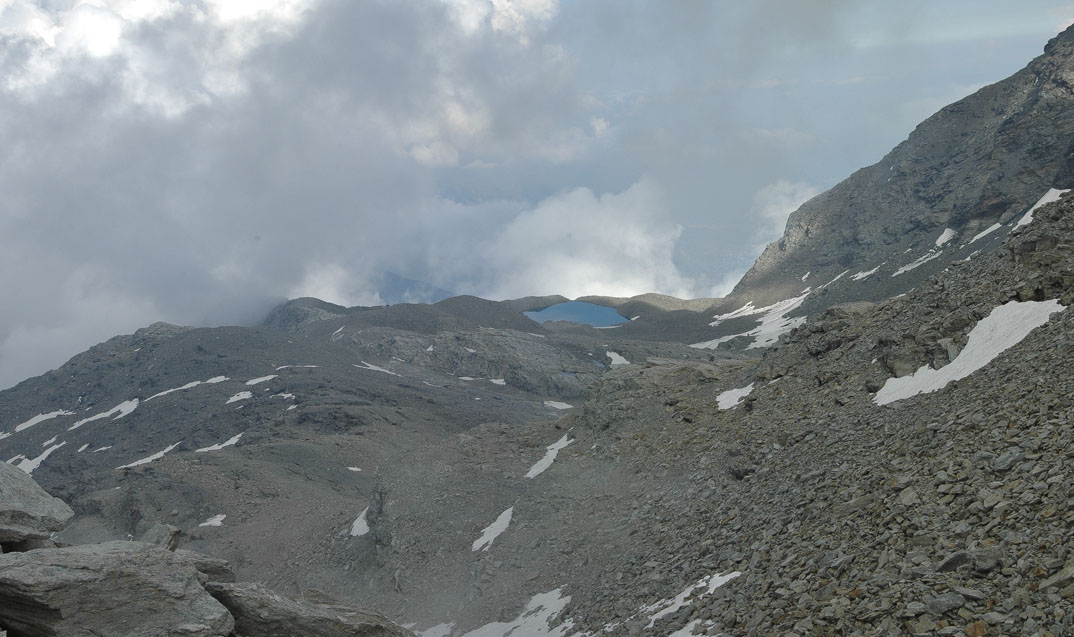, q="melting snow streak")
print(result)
[350,507,370,537]
[354,362,399,376]
[875,300,1065,405]
[472,507,513,552]
[15,410,74,432]
[225,391,252,405]
[199,514,226,527]
[459,589,573,637]
[14,442,67,475]
[68,400,139,430]
[117,442,181,469]
[1017,188,1070,227]
[717,384,755,410]
[195,433,243,453]
[525,435,573,478]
